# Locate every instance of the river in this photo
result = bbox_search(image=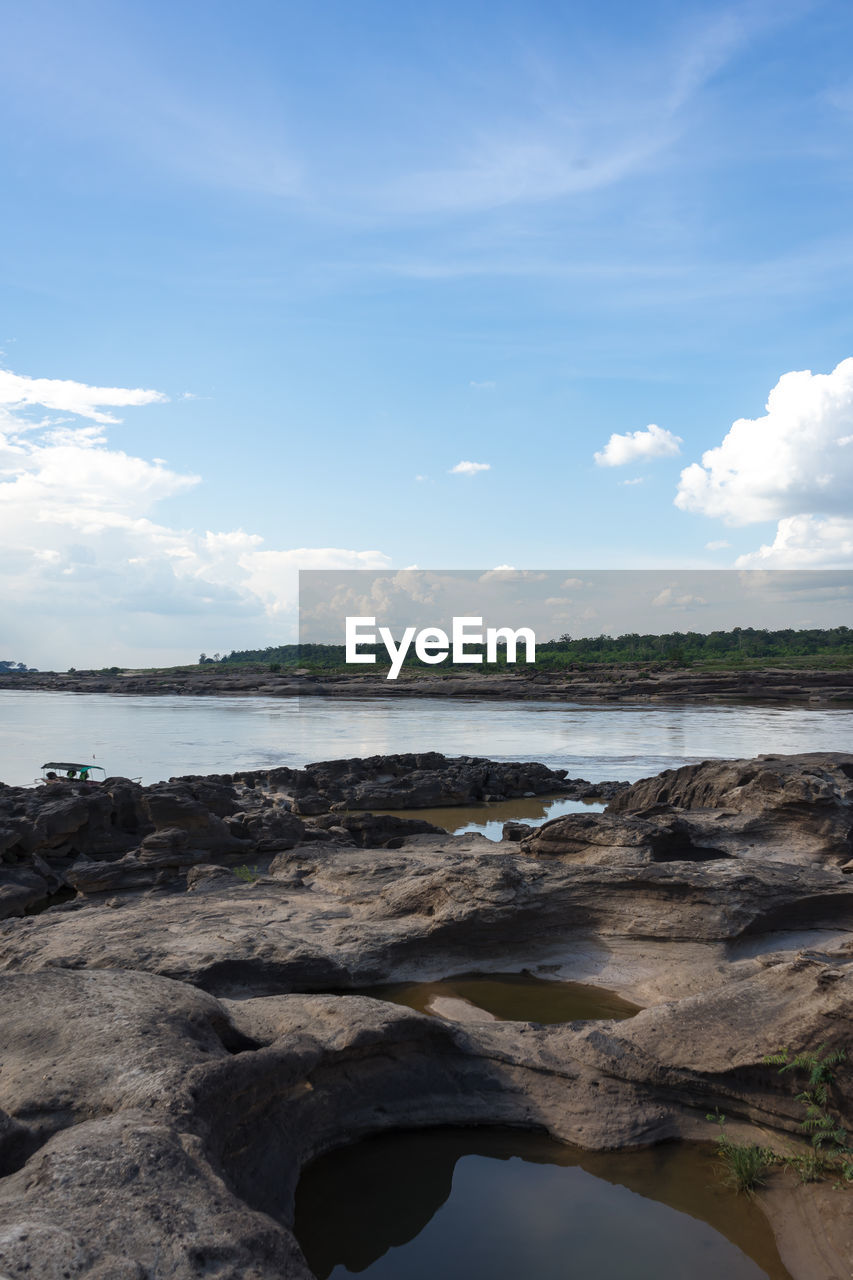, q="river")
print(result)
[1,689,852,787]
